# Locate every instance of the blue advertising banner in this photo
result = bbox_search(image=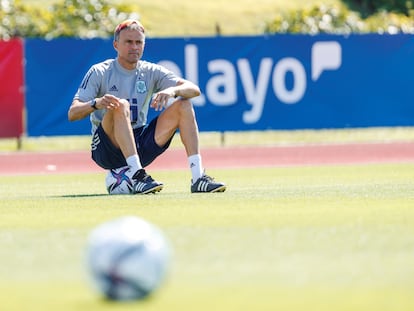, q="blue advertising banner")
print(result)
[25,34,414,136]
